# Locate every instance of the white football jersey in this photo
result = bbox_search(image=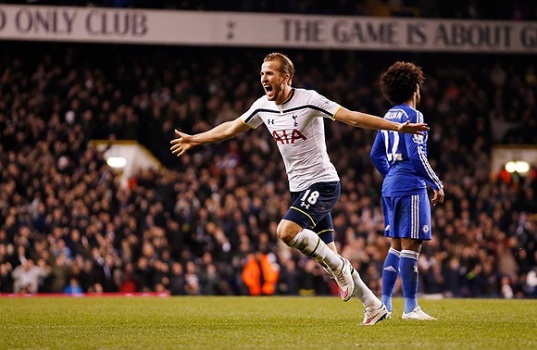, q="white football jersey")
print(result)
[240,88,341,192]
